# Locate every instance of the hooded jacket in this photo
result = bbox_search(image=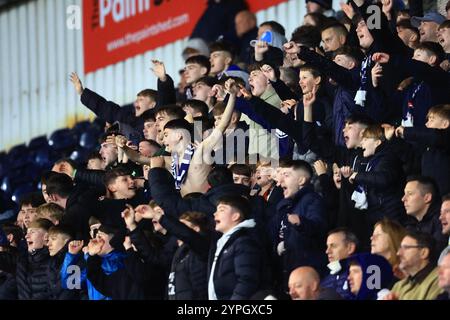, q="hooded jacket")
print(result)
[342,253,393,300]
